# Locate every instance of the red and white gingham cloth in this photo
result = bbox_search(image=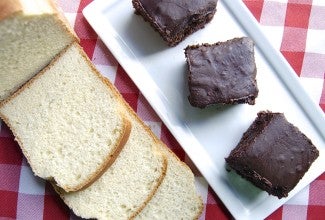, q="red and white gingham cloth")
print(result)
[0,0,324,219]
